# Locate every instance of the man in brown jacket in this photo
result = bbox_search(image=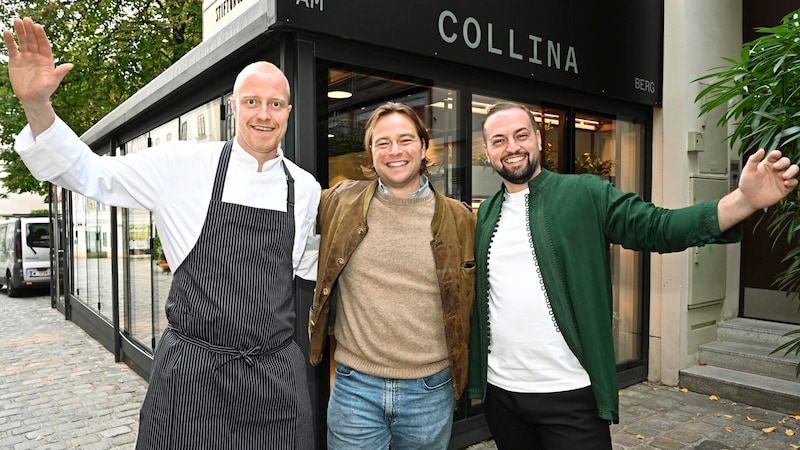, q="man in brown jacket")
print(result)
[308,102,476,449]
